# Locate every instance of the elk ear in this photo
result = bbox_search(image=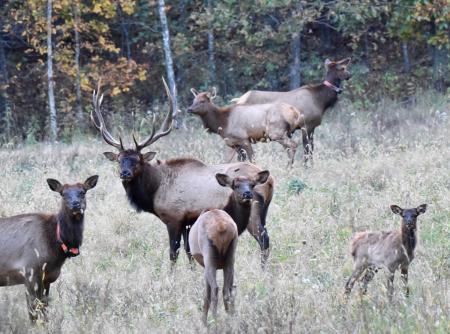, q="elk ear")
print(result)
[390,205,403,215]
[47,179,63,193]
[416,204,427,215]
[215,173,233,188]
[339,57,351,66]
[142,151,157,161]
[325,59,335,69]
[103,152,118,161]
[255,170,270,185]
[210,87,217,99]
[190,88,198,97]
[83,175,99,191]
